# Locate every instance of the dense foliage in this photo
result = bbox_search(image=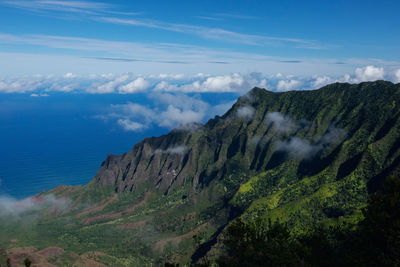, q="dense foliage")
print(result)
[217,176,400,267]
